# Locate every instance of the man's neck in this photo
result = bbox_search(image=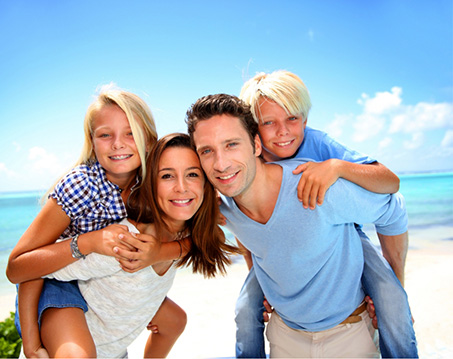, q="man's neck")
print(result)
[233,161,282,225]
